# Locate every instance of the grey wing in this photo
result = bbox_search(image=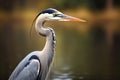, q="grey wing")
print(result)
[14,59,40,80]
